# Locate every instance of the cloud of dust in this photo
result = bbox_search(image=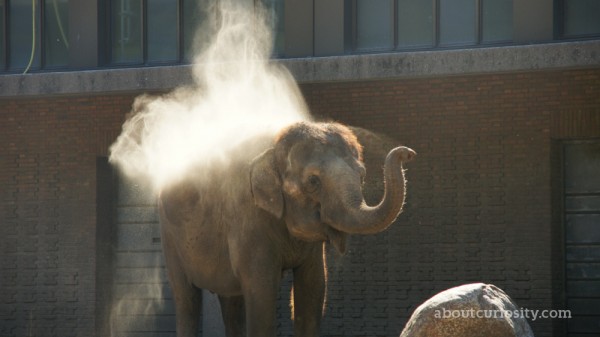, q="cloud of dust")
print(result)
[108,1,310,334]
[109,0,310,193]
